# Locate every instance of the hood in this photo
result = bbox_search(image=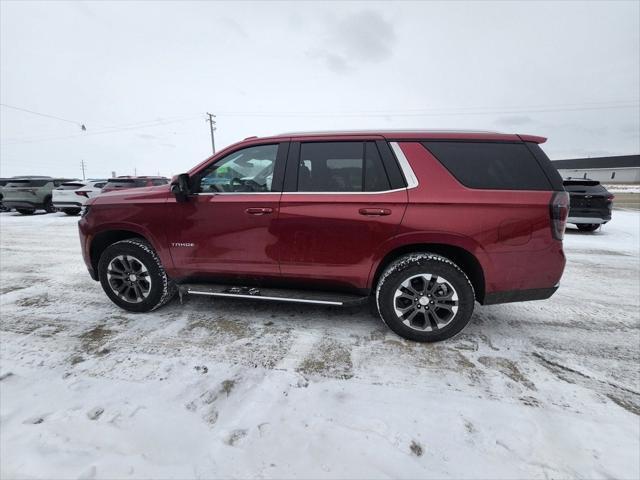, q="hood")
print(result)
[88,184,171,206]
